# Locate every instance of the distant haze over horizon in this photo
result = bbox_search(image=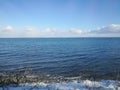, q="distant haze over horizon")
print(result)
[0,0,120,37]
